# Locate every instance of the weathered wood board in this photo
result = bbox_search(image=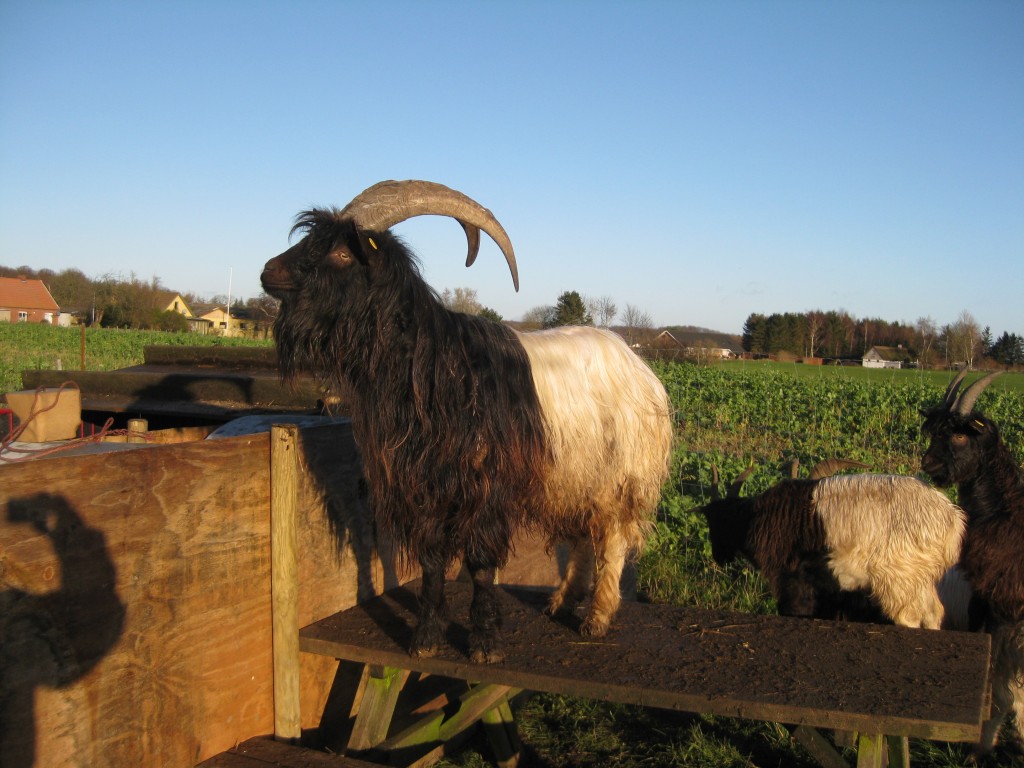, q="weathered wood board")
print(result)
[301,580,992,744]
[0,423,373,767]
[0,420,569,767]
